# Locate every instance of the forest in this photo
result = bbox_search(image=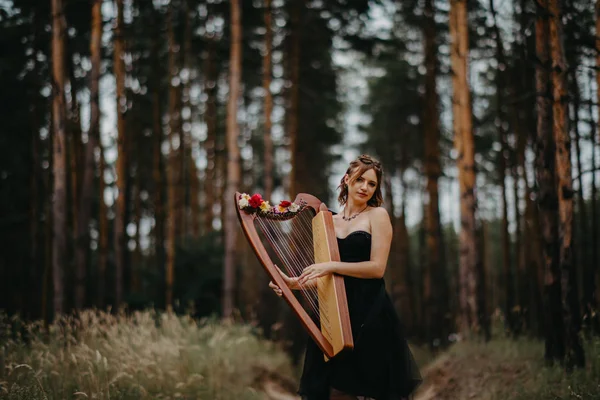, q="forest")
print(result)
[0,0,599,398]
